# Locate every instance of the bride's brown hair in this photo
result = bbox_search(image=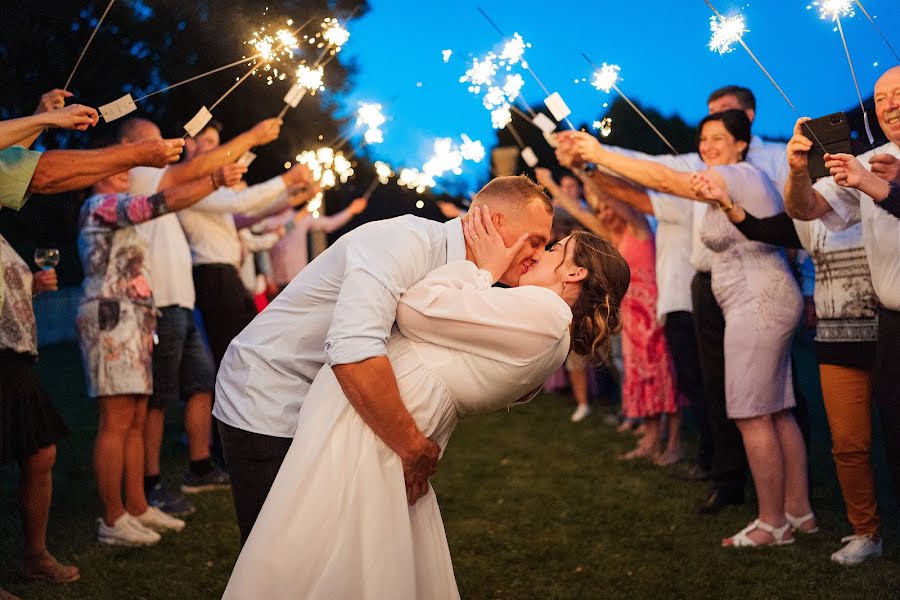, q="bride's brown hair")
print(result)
[563,230,631,366]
